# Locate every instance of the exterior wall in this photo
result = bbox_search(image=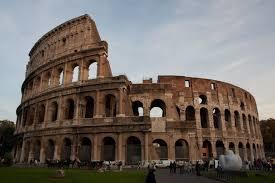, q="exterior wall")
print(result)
[14,14,265,164]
